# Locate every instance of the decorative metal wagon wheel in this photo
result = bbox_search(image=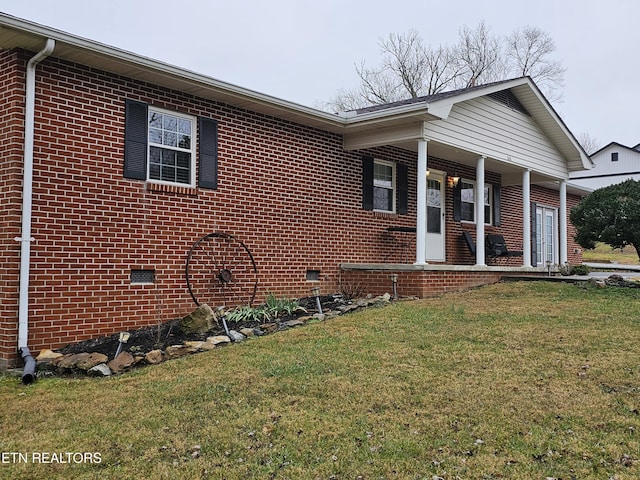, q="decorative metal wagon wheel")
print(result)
[185,232,258,309]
